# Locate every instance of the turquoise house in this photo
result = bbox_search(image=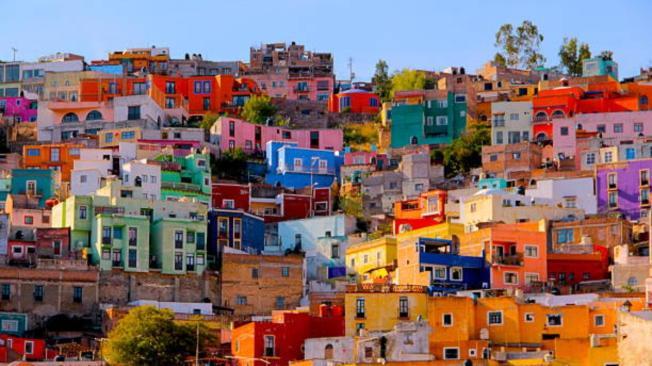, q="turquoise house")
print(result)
[390,91,466,148]
[583,56,618,80]
[10,169,56,208]
[0,312,29,335]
